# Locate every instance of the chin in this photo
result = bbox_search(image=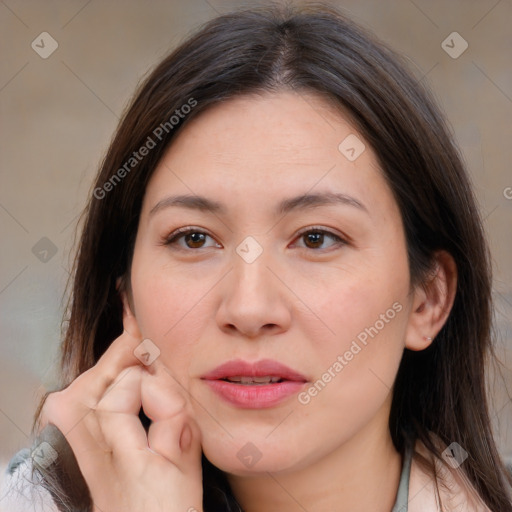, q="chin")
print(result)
[202,436,304,476]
